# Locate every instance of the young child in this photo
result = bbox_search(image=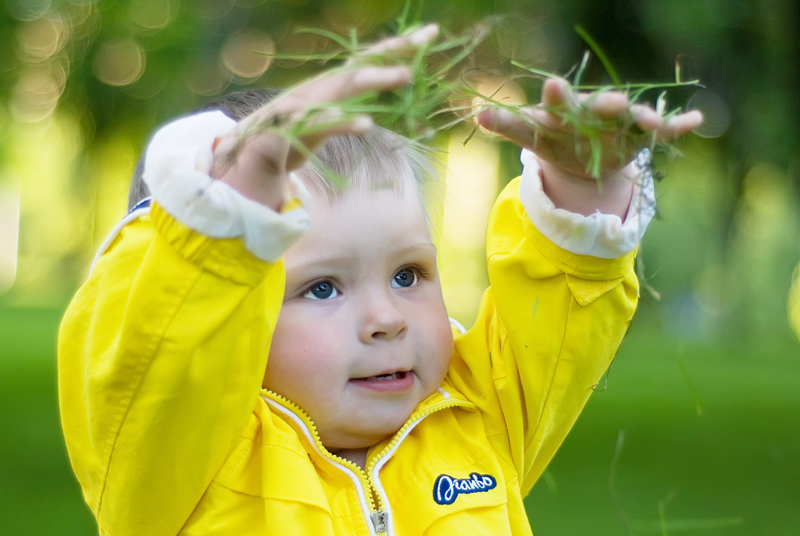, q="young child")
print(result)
[58,25,702,535]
